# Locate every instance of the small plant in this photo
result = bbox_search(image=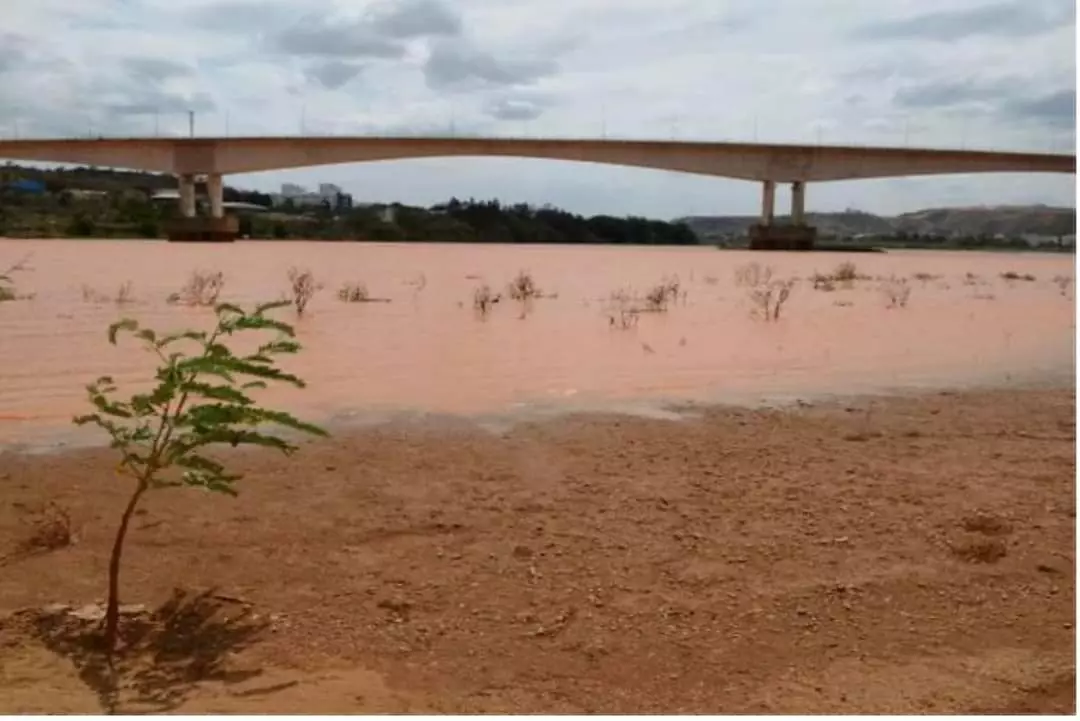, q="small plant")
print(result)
[115,281,136,305]
[81,282,136,305]
[734,262,773,288]
[962,272,981,286]
[81,285,108,303]
[810,272,835,291]
[1052,275,1073,296]
[608,307,640,329]
[832,261,858,283]
[880,276,911,308]
[0,254,32,302]
[473,284,500,316]
[72,301,328,658]
[1001,271,1036,282]
[167,270,226,307]
[507,270,542,302]
[749,279,795,321]
[337,281,370,302]
[286,267,322,316]
[912,272,941,283]
[641,276,682,312]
